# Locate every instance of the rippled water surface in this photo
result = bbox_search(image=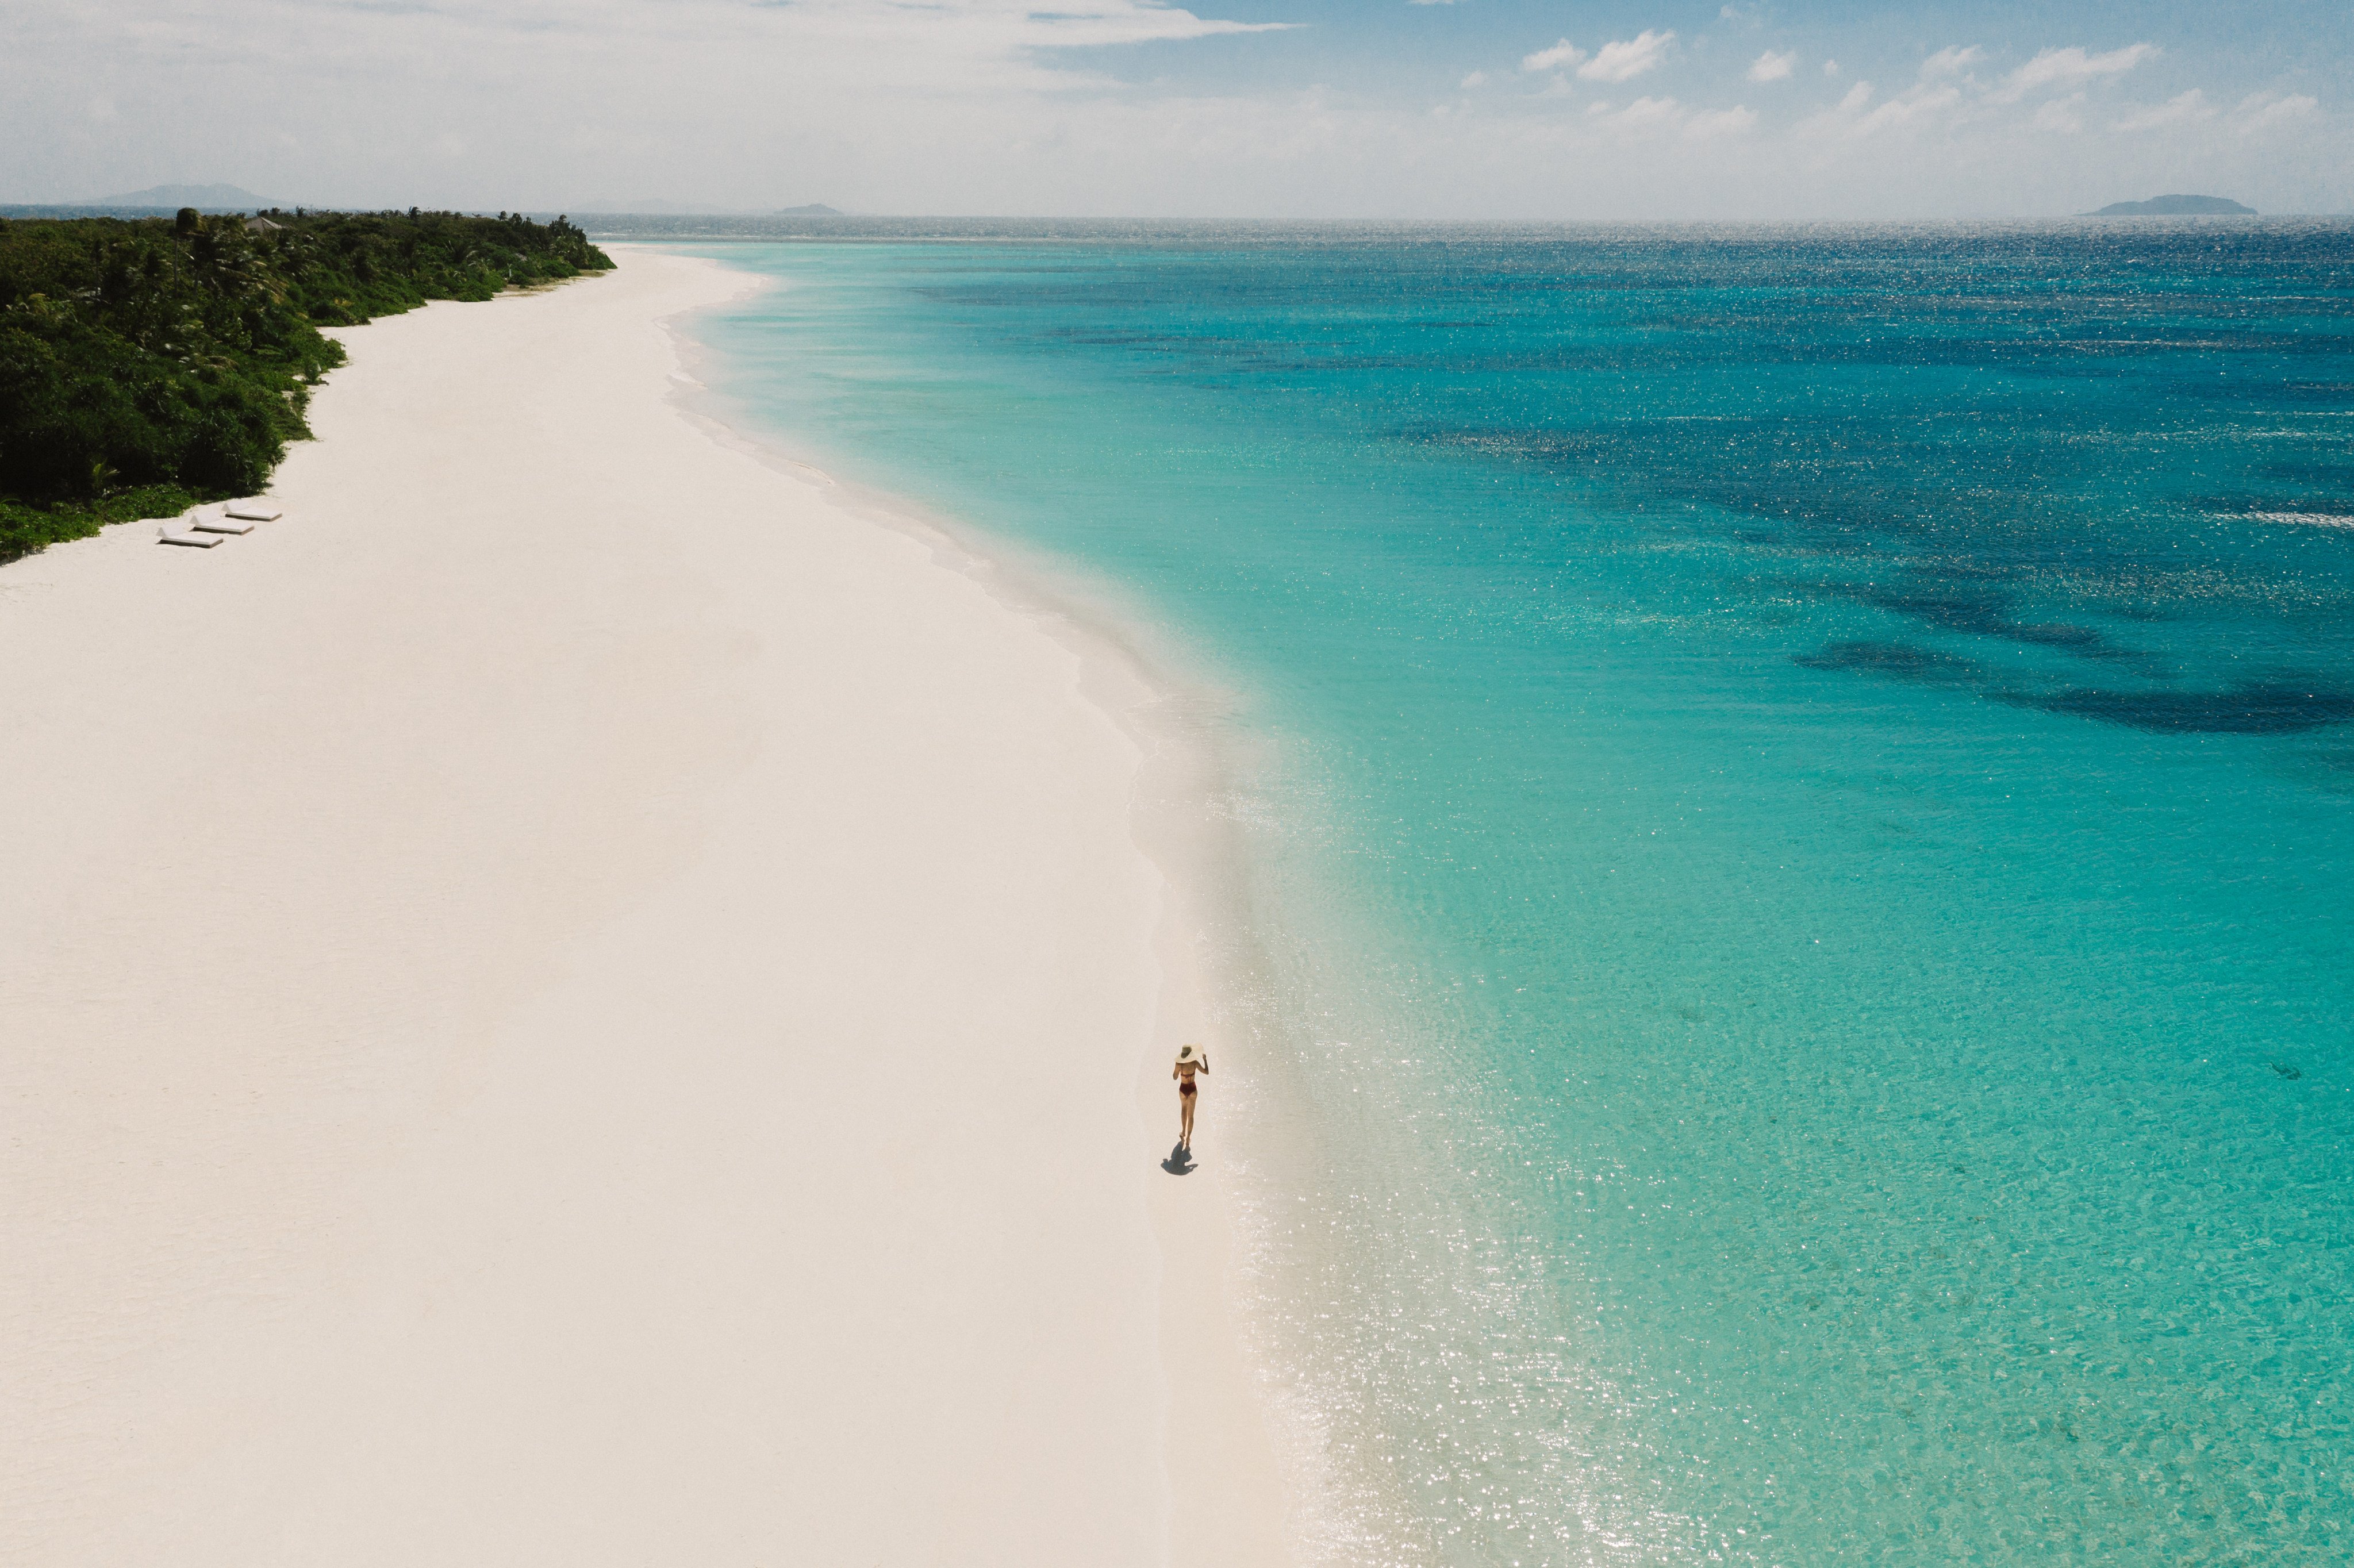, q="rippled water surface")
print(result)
[670,224,2354,1564]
